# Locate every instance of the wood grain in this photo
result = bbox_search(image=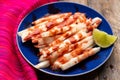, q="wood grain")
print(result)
[36,0,120,80]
